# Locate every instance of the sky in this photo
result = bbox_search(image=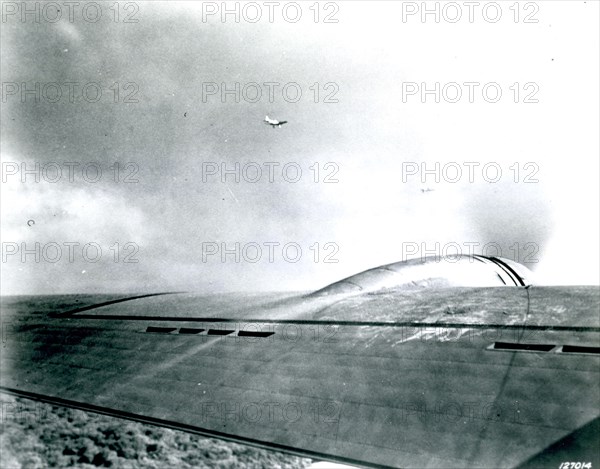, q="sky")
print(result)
[1,0,599,294]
